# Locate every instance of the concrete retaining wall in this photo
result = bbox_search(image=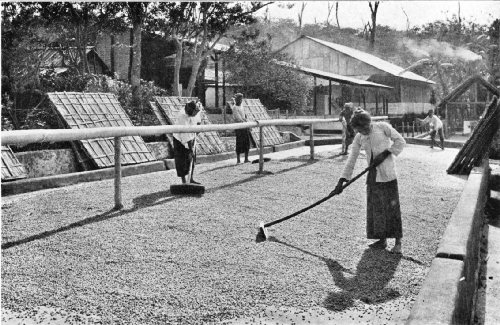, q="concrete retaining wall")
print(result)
[406,159,490,325]
[404,137,464,149]
[15,149,80,178]
[1,140,310,196]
